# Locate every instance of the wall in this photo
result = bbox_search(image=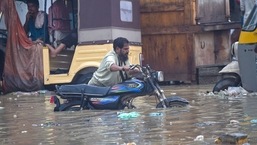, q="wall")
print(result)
[140,0,240,82]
